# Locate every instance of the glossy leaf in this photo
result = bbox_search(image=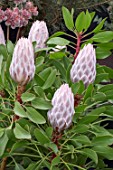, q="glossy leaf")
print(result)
[14,101,27,118]
[92,31,113,43]
[21,92,36,102]
[26,107,46,124]
[31,97,52,110]
[81,148,98,164]
[34,128,50,145]
[47,37,70,46]
[96,47,111,59]
[62,6,74,30]
[14,123,31,139]
[0,132,8,156]
[42,69,57,89]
